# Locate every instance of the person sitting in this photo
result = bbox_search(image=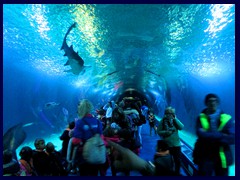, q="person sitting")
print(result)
[154,140,176,176]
